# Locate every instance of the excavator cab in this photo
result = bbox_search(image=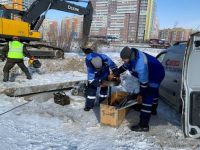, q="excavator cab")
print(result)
[0,0,94,58]
[0,4,40,43]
